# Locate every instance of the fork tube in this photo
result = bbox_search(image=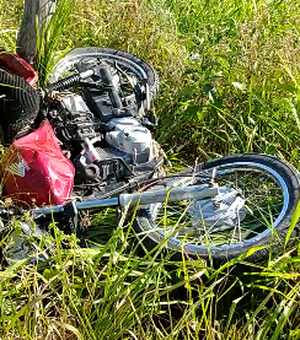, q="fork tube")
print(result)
[76,198,119,210]
[119,185,219,208]
[31,197,119,218]
[31,186,218,217]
